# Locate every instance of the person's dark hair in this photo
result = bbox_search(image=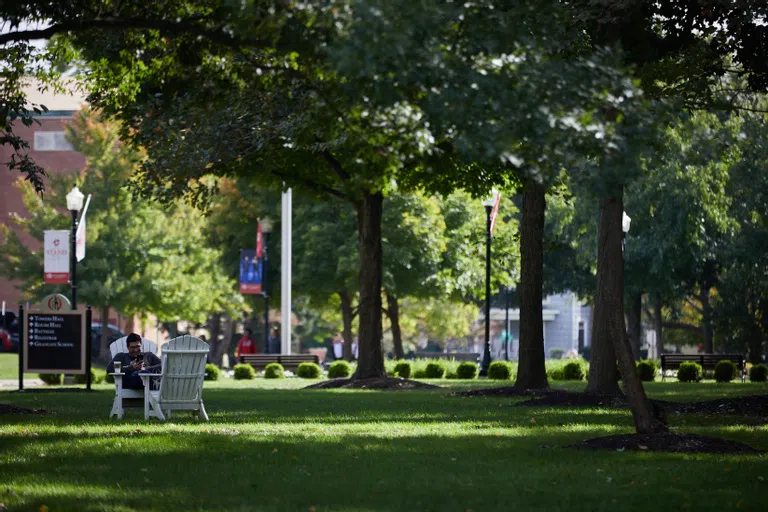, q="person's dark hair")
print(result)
[126,333,142,346]
[245,328,253,336]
